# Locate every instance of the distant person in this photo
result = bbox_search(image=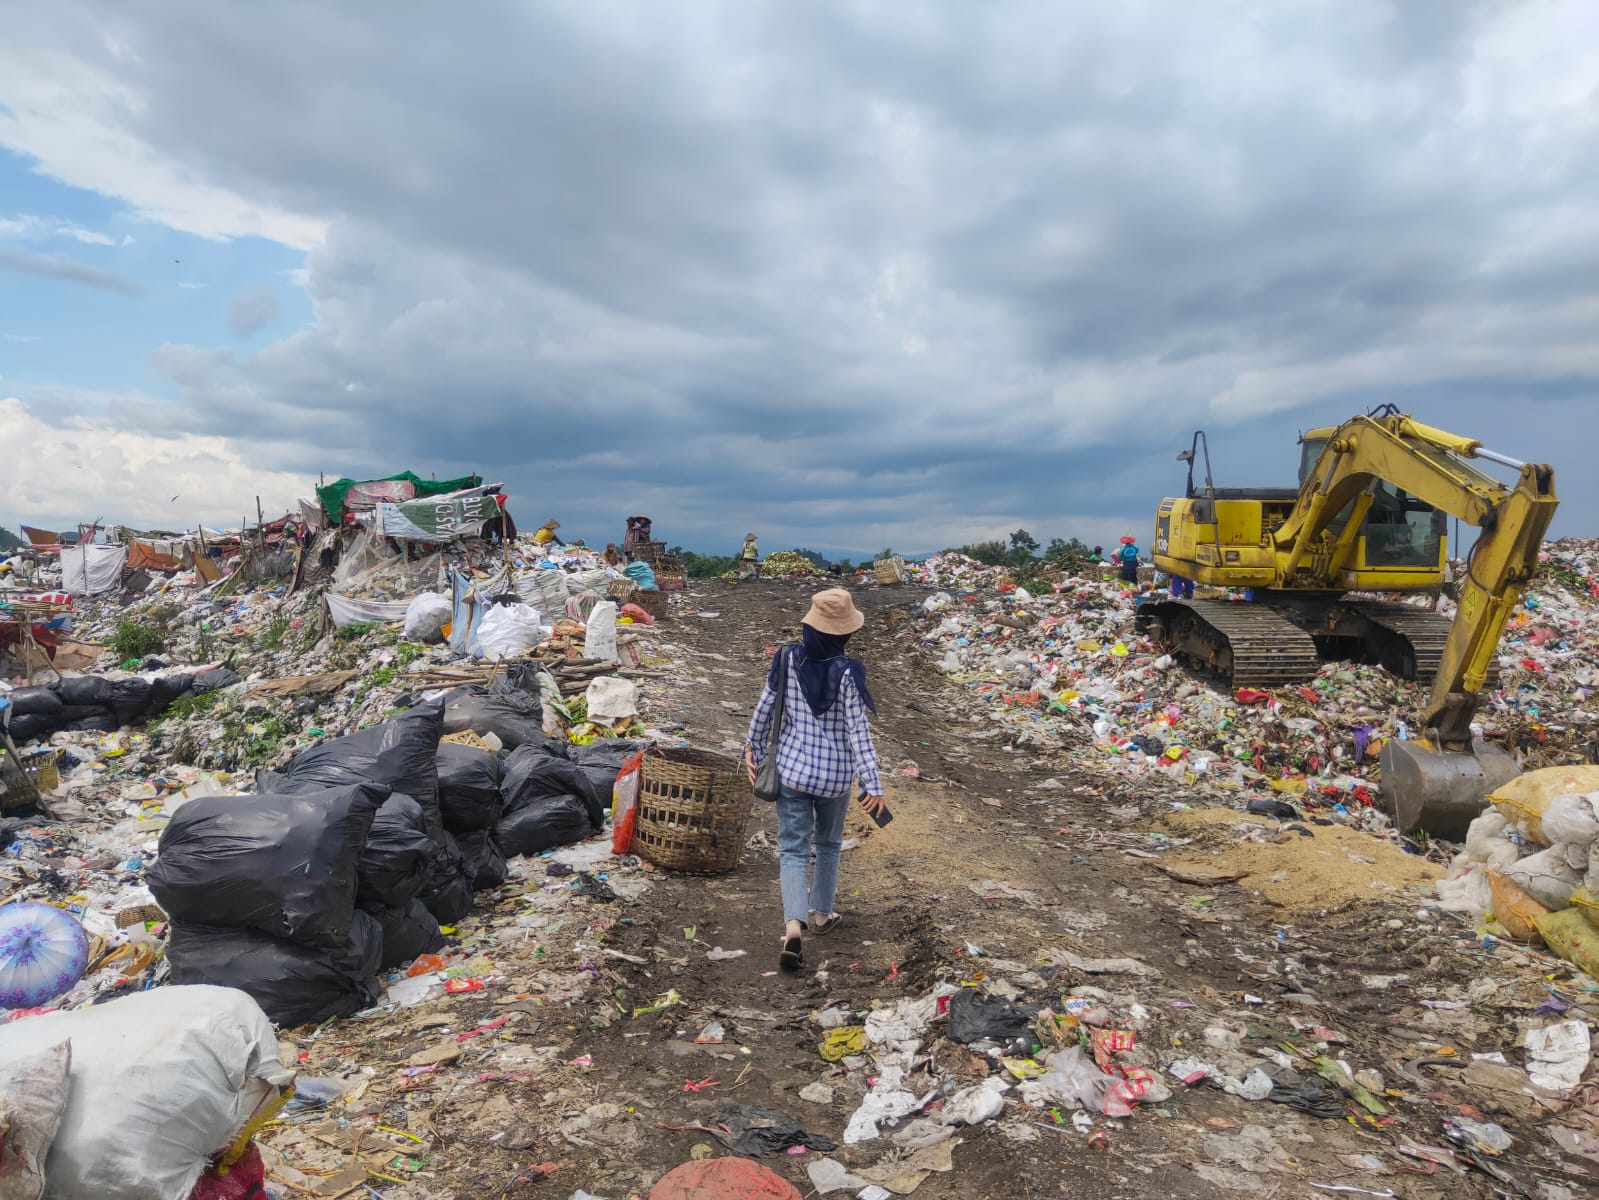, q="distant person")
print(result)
[1089,545,1104,563]
[741,532,761,579]
[1116,535,1140,584]
[533,520,565,548]
[602,543,621,567]
[744,589,885,973]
